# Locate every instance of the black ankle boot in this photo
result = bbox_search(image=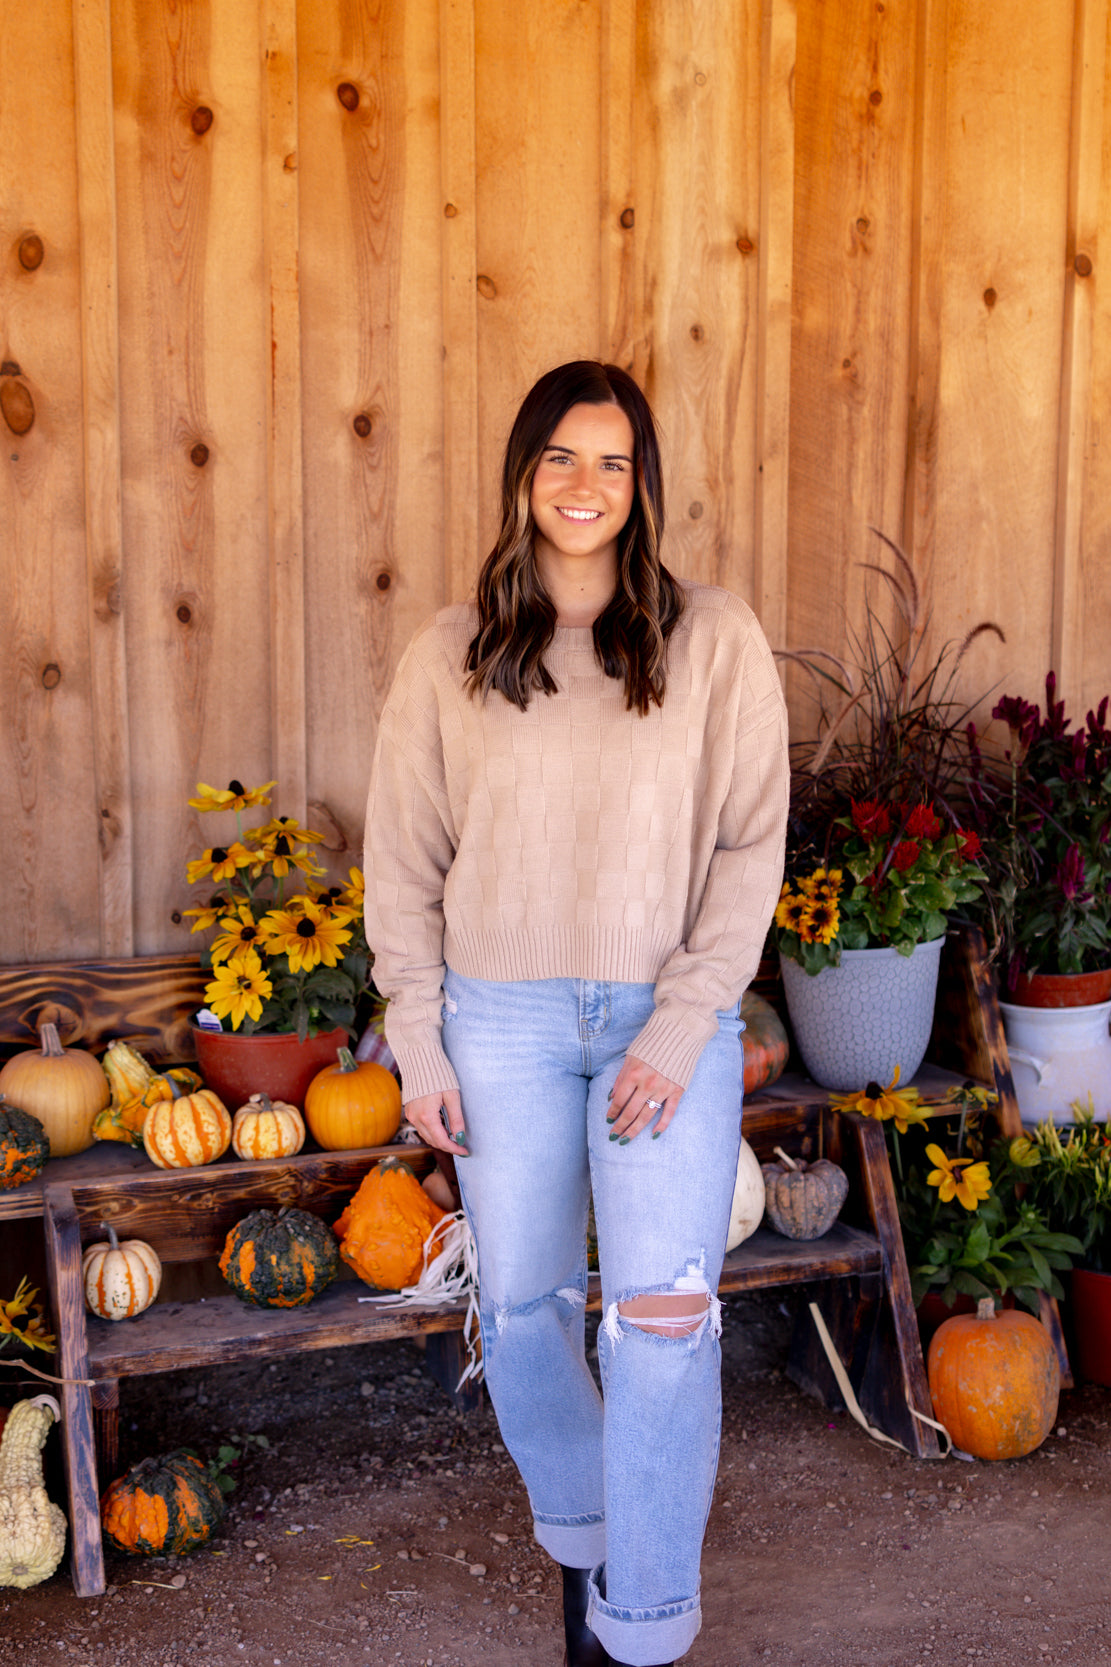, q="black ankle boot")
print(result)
[560,1564,609,1666]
